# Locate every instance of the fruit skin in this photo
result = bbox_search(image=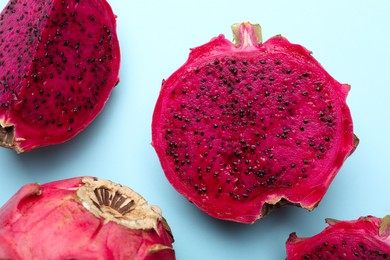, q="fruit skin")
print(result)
[0,0,120,153]
[152,22,358,223]
[0,177,175,260]
[286,216,390,259]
